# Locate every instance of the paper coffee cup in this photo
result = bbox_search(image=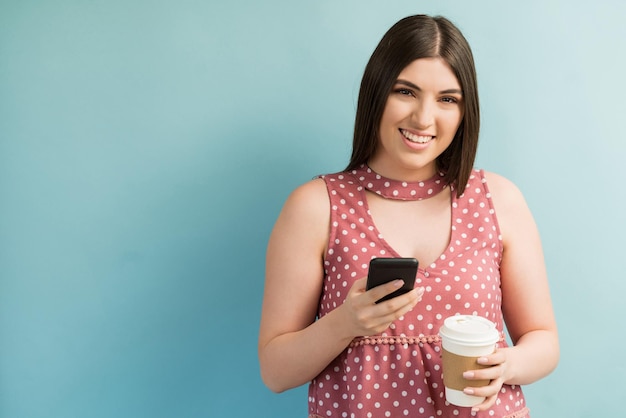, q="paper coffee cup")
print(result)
[439,315,500,407]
